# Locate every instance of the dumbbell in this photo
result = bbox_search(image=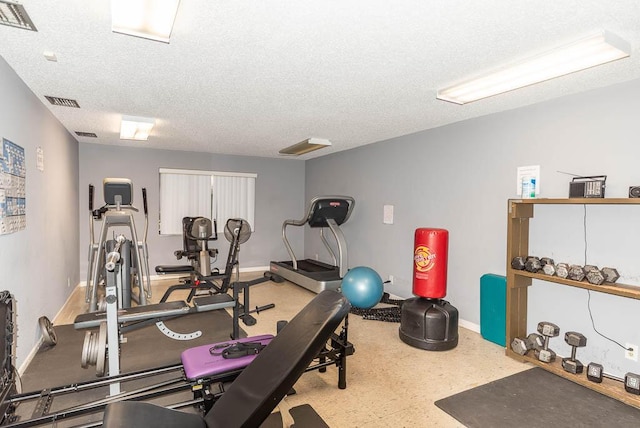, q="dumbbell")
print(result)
[525,257,542,273]
[510,333,544,356]
[539,257,555,275]
[584,266,606,285]
[535,321,559,363]
[555,263,569,279]
[527,333,544,351]
[625,373,640,395]
[568,265,585,281]
[540,257,554,268]
[510,337,532,355]
[587,362,604,383]
[542,263,556,276]
[602,267,620,283]
[511,256,526,270]
[561,331,587,374]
